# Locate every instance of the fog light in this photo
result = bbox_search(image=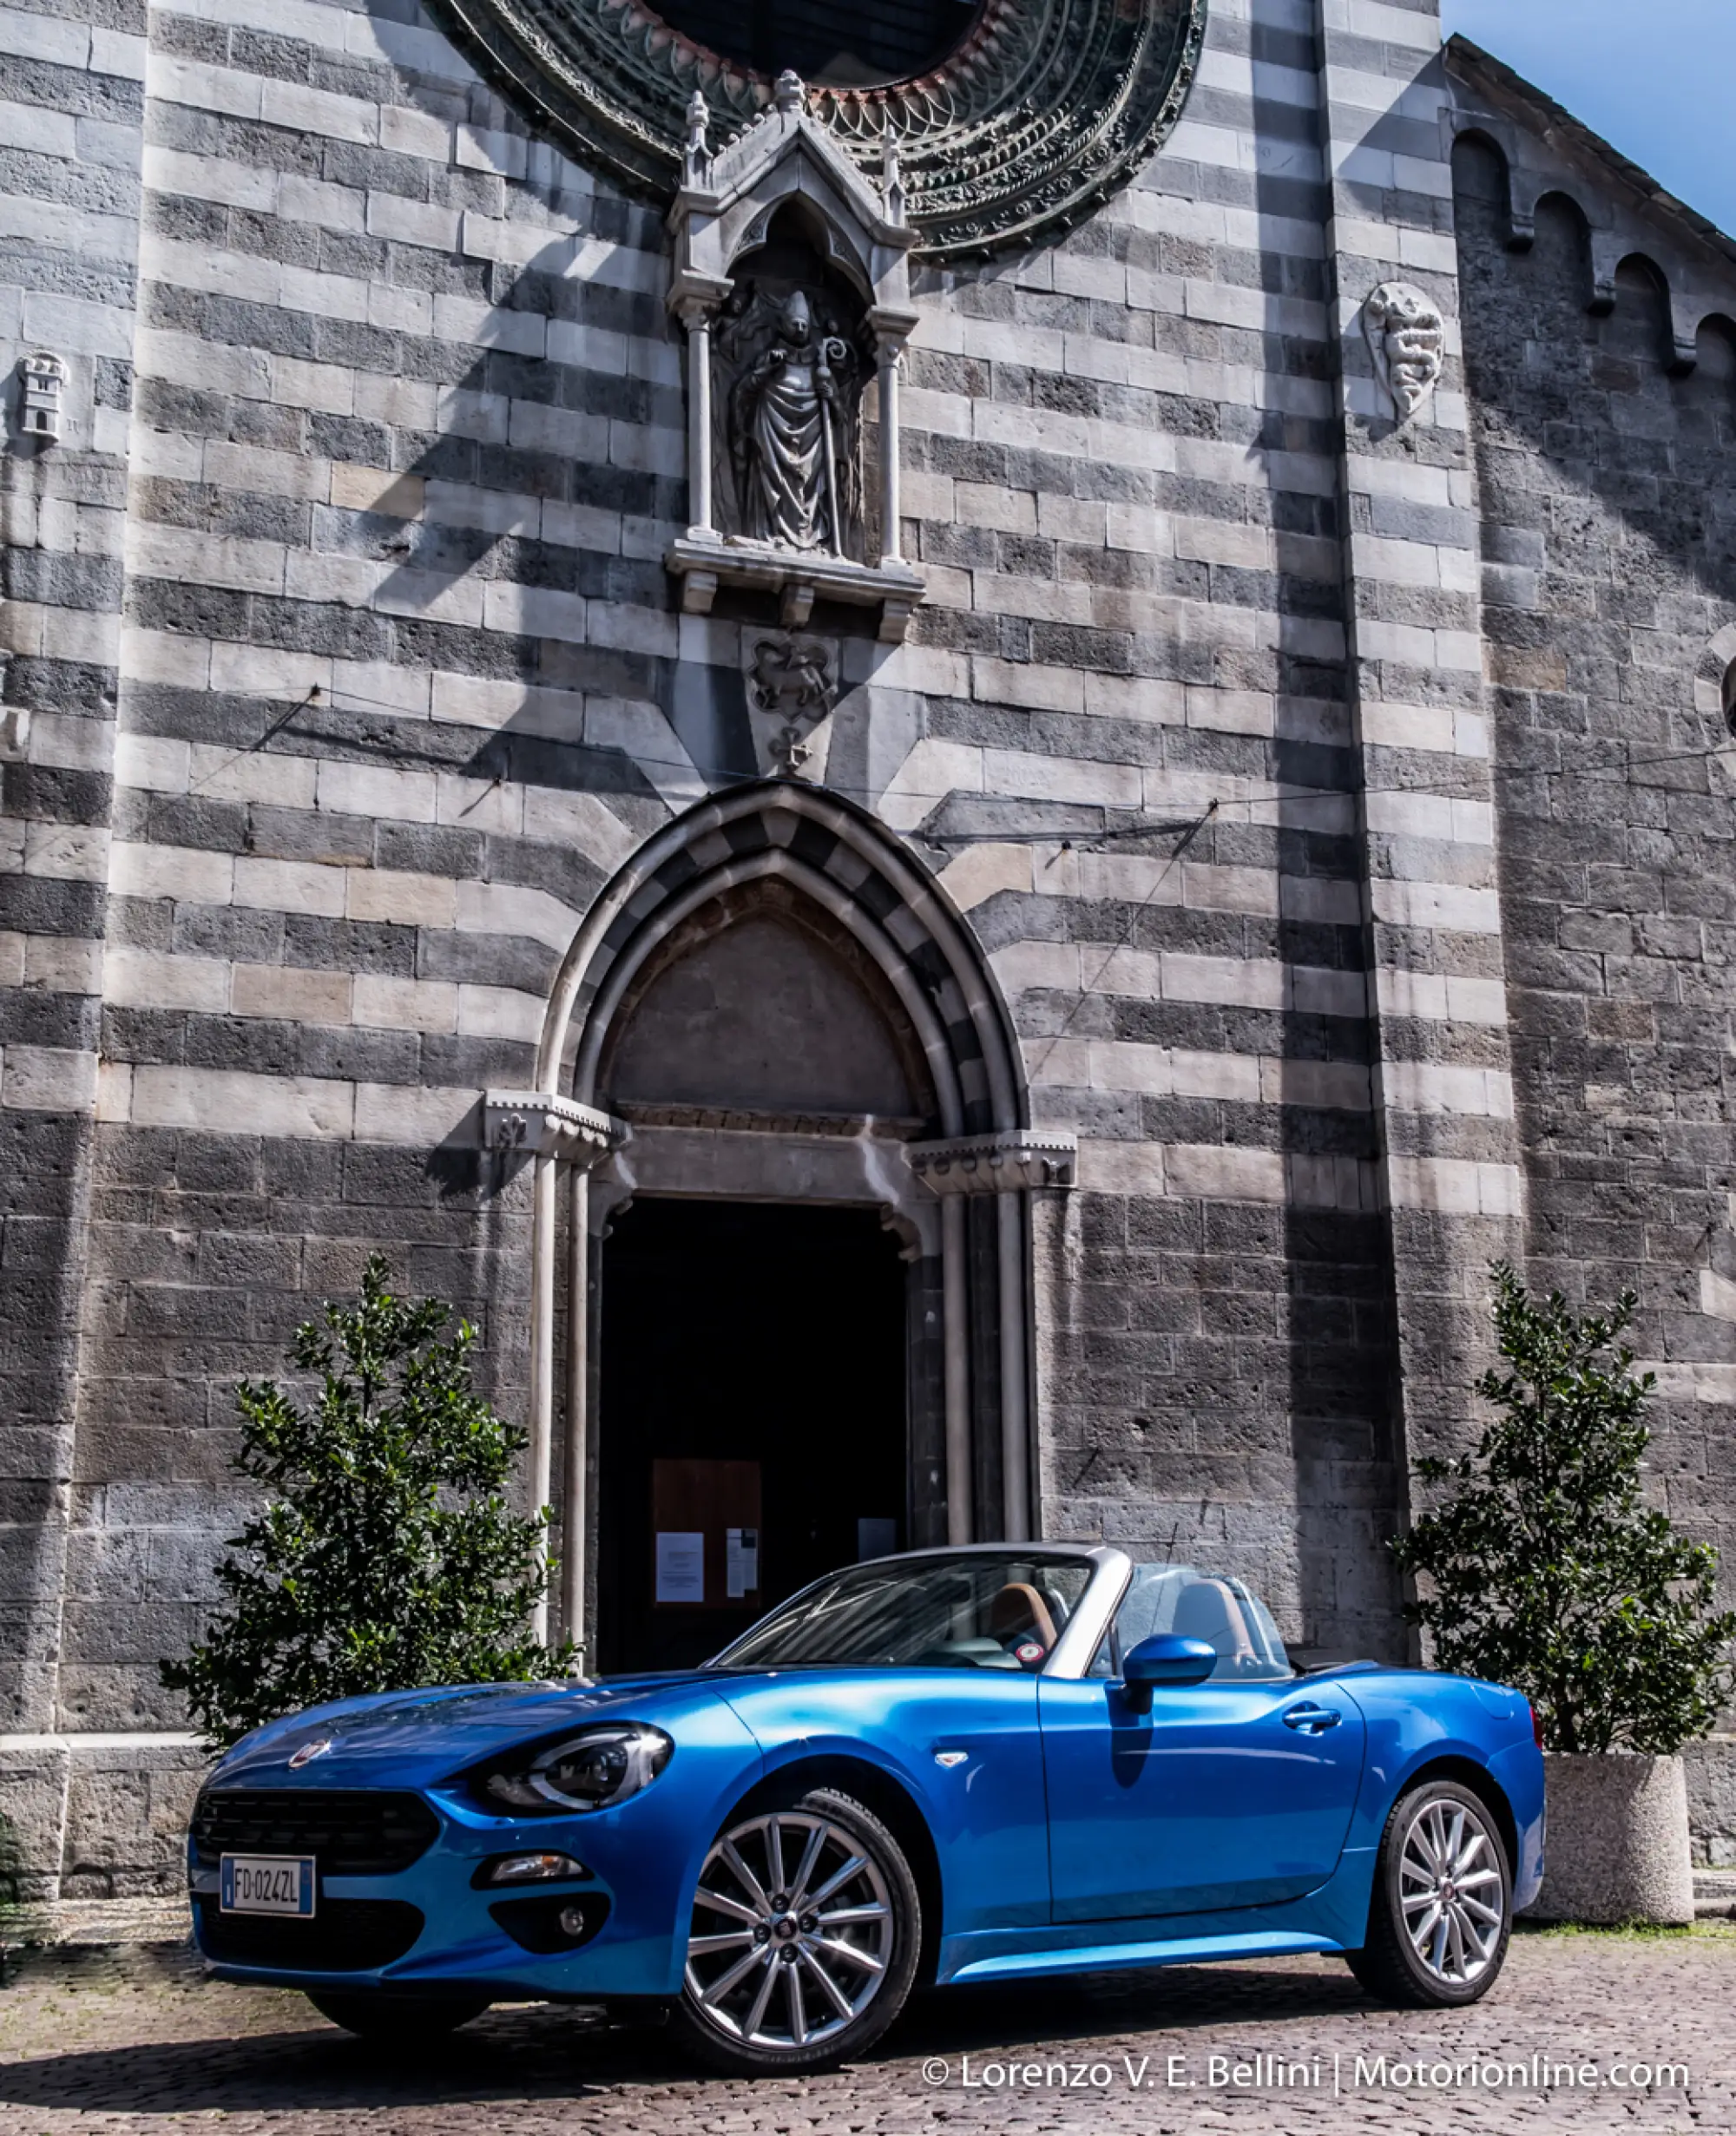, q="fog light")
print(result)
[476,1850,589,1888]
[490,1890,610,1954]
